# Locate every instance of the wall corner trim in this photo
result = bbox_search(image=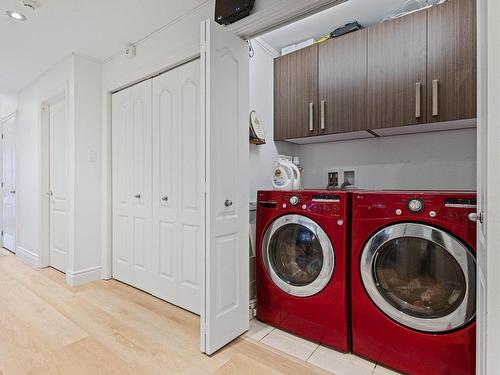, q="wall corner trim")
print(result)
[66,266,102,287]
[15,246,40,267]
